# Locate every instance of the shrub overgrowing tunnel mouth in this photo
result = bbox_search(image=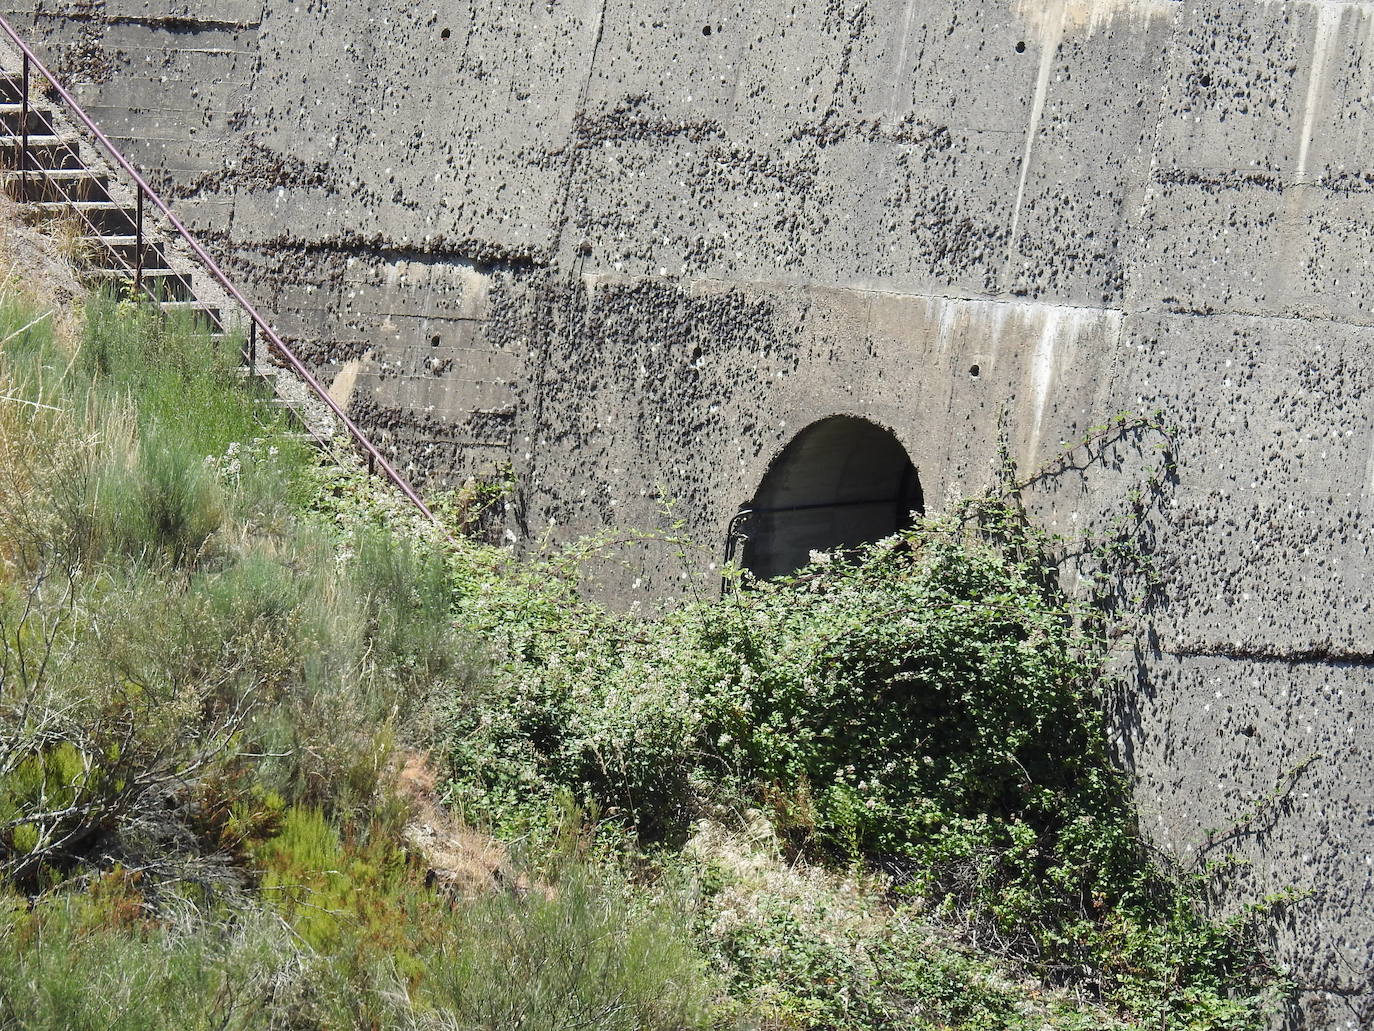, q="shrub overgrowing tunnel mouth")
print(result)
[732,415,924,578]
